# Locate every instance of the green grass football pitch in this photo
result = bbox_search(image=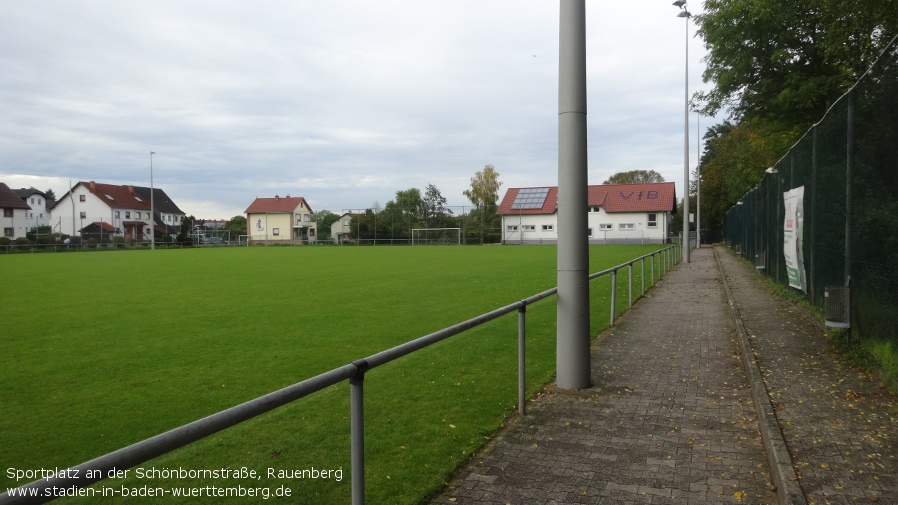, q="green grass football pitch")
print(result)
[1,244,666,503]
